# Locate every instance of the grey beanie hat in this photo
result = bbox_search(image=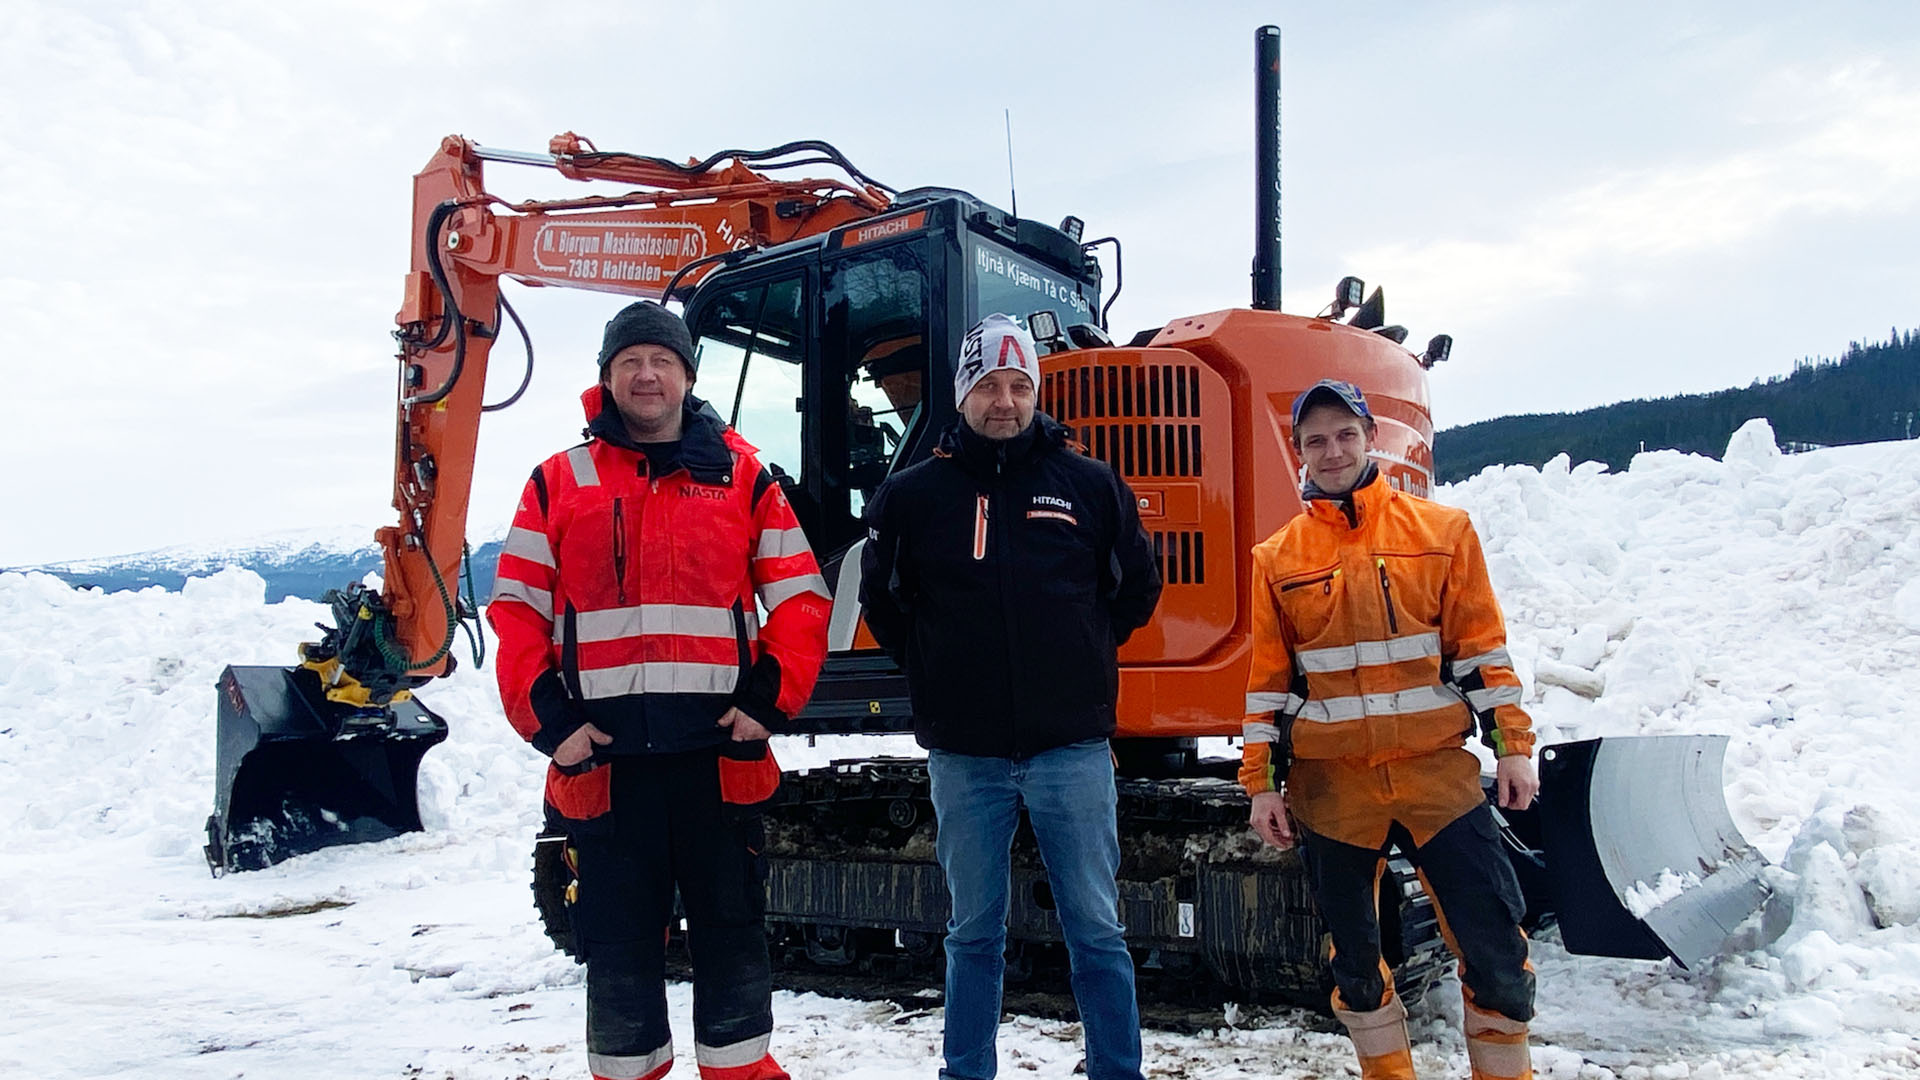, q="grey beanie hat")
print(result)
[597,301,696,374]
